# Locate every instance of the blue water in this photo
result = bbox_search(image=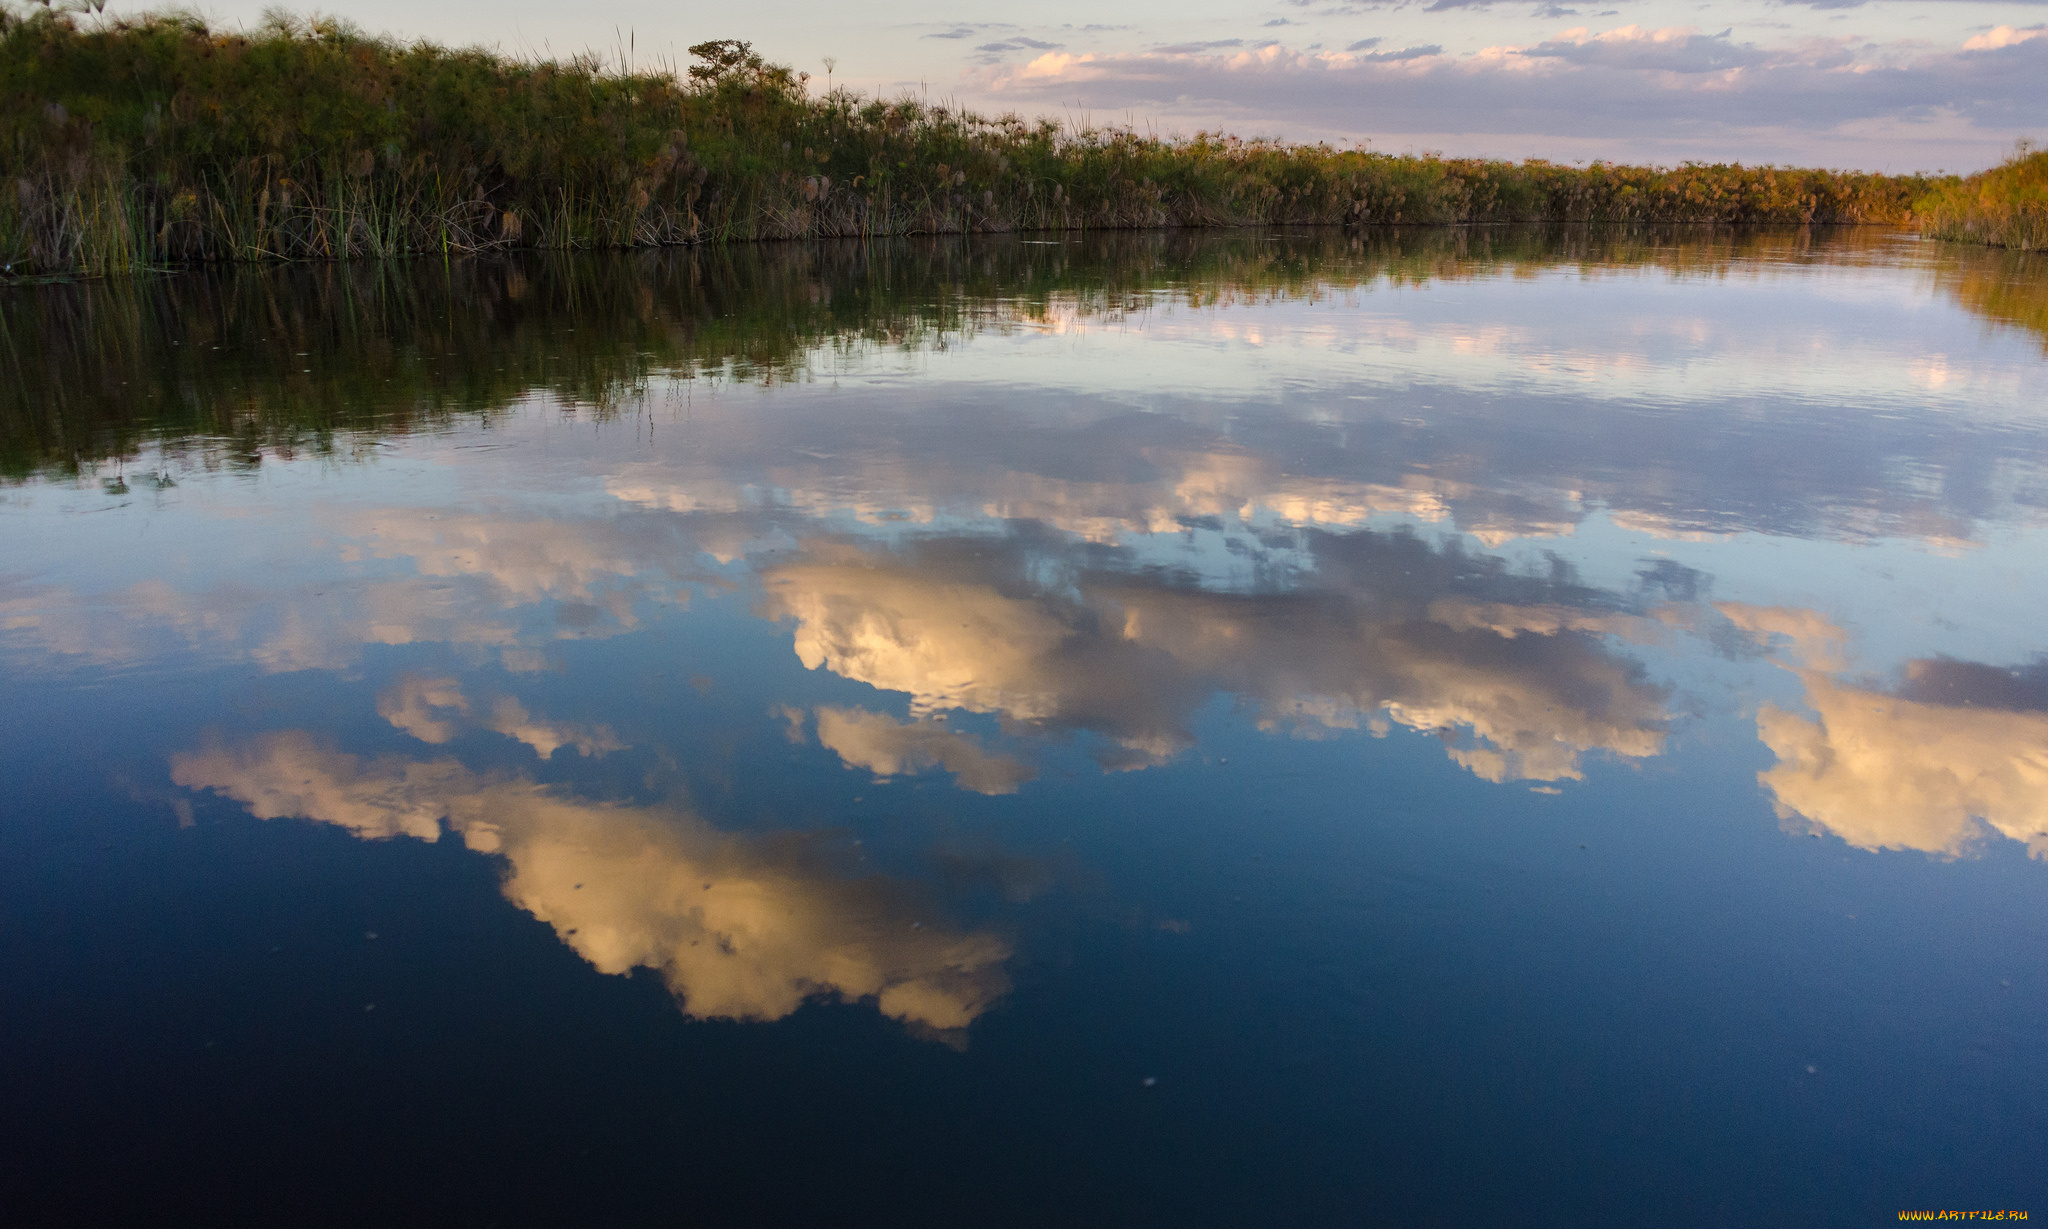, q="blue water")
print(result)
[2,230,2043,1225]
